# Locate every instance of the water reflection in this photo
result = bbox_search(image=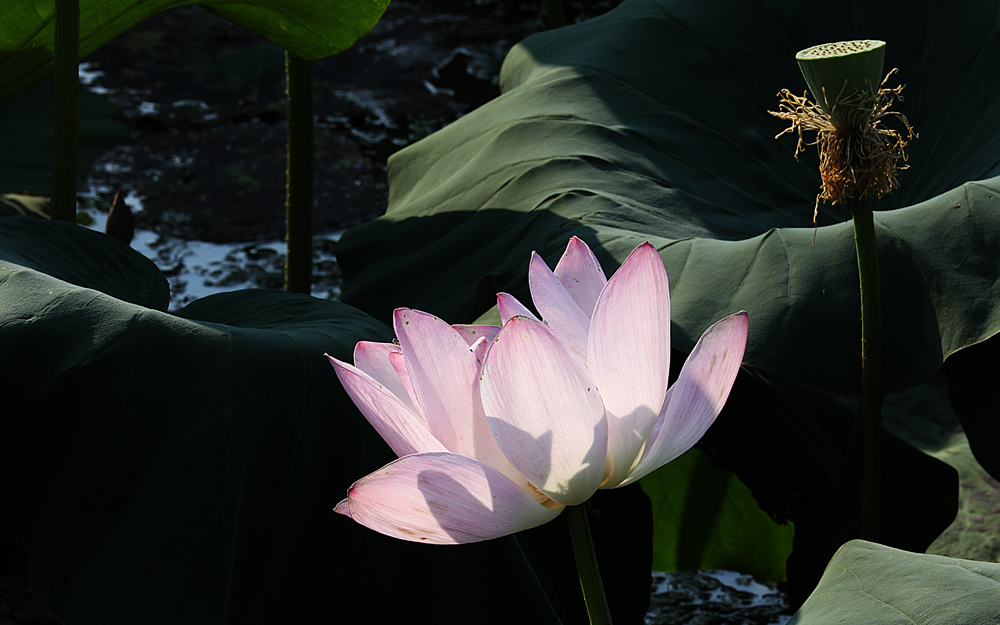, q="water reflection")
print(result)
[646,570,790,625]
[79,183,342,310]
